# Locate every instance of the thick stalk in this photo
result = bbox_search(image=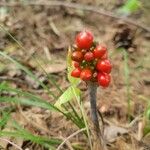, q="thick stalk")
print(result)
[88,82,107,150]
